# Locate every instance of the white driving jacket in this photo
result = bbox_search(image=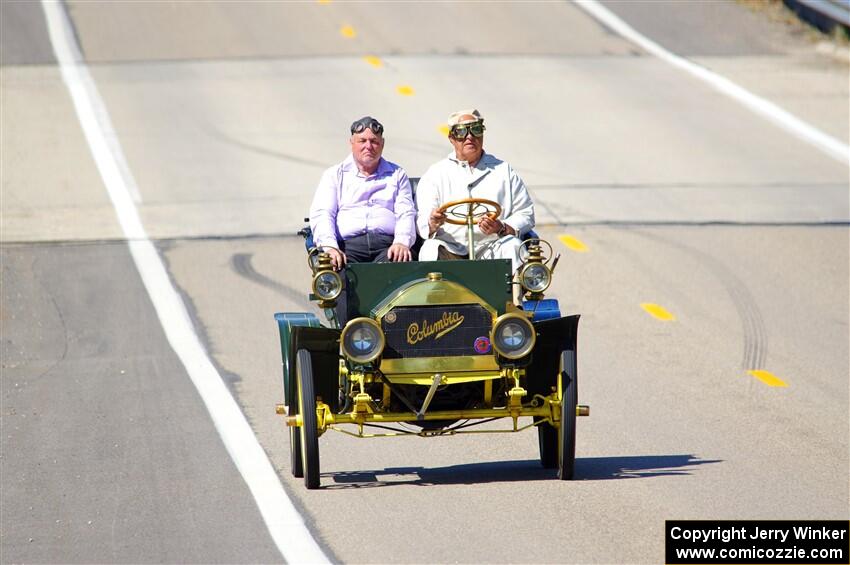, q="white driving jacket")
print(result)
[415,151,535,261]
